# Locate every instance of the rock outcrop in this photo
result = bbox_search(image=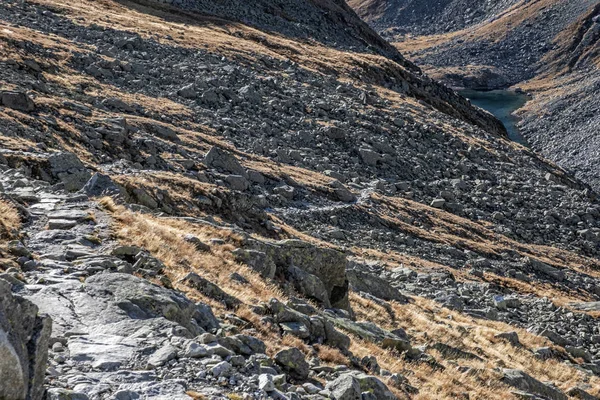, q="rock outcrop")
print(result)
[0,279,51,400]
